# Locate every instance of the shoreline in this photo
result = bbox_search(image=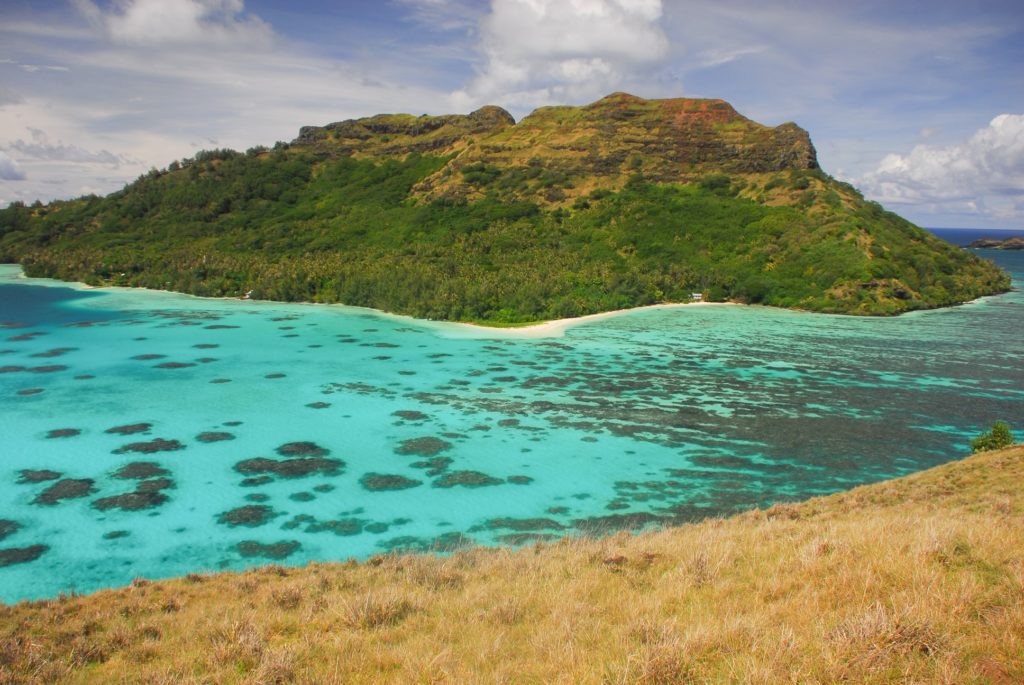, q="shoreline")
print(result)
[1,263,737,338]
[0,263,1007,339]
[446,300,738,337]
